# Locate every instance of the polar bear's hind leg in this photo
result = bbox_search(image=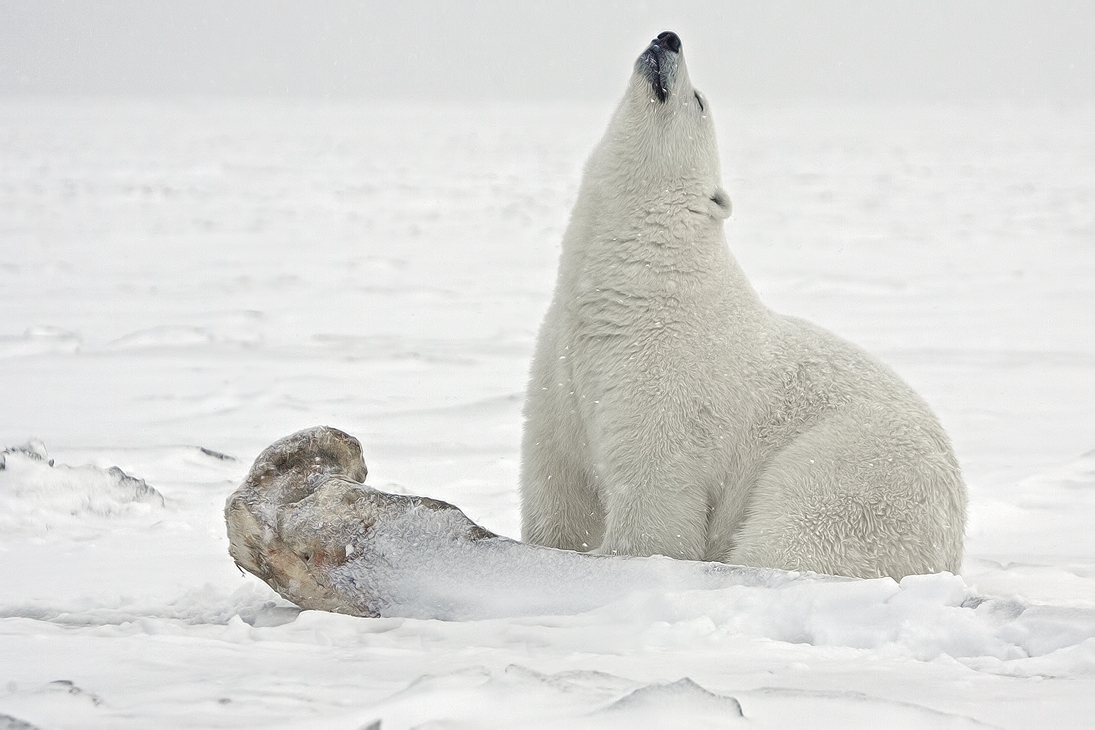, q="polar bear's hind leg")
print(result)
[728,410,965,580]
